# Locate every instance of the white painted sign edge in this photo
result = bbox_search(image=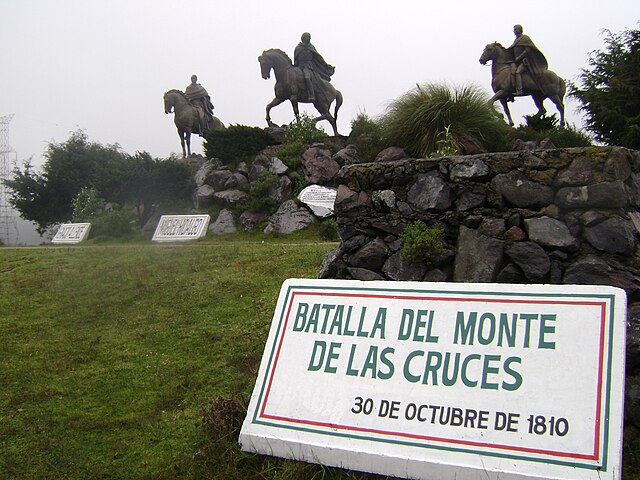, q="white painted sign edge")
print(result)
[51,223,92,244]
[239,278,627,480]
[151,214,210,242]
